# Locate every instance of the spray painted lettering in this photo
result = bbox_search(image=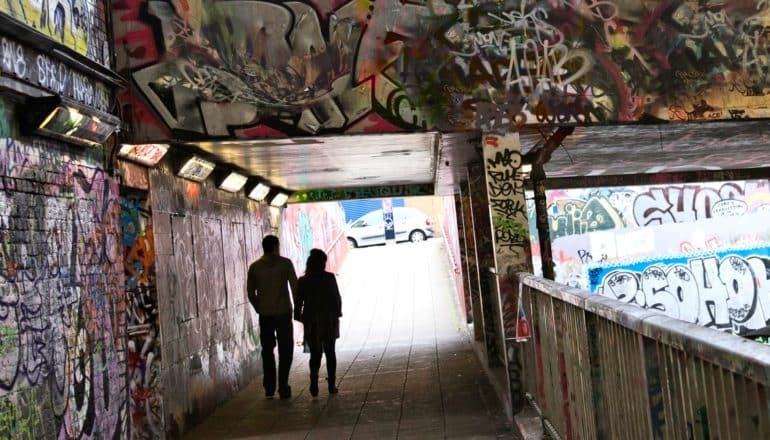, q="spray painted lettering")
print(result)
[589,247,770,336]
